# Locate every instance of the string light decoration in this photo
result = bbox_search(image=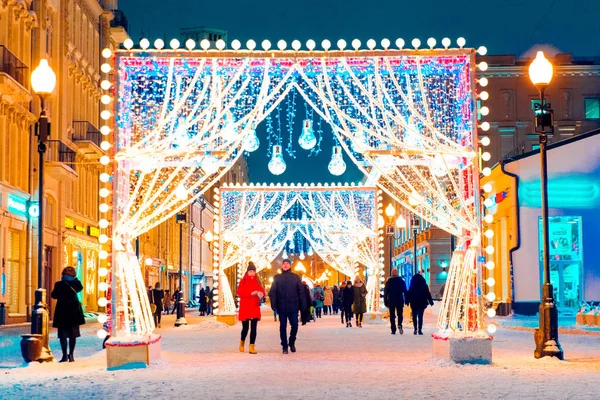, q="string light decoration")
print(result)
[109,39,487,337]
[213,184,381,314]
